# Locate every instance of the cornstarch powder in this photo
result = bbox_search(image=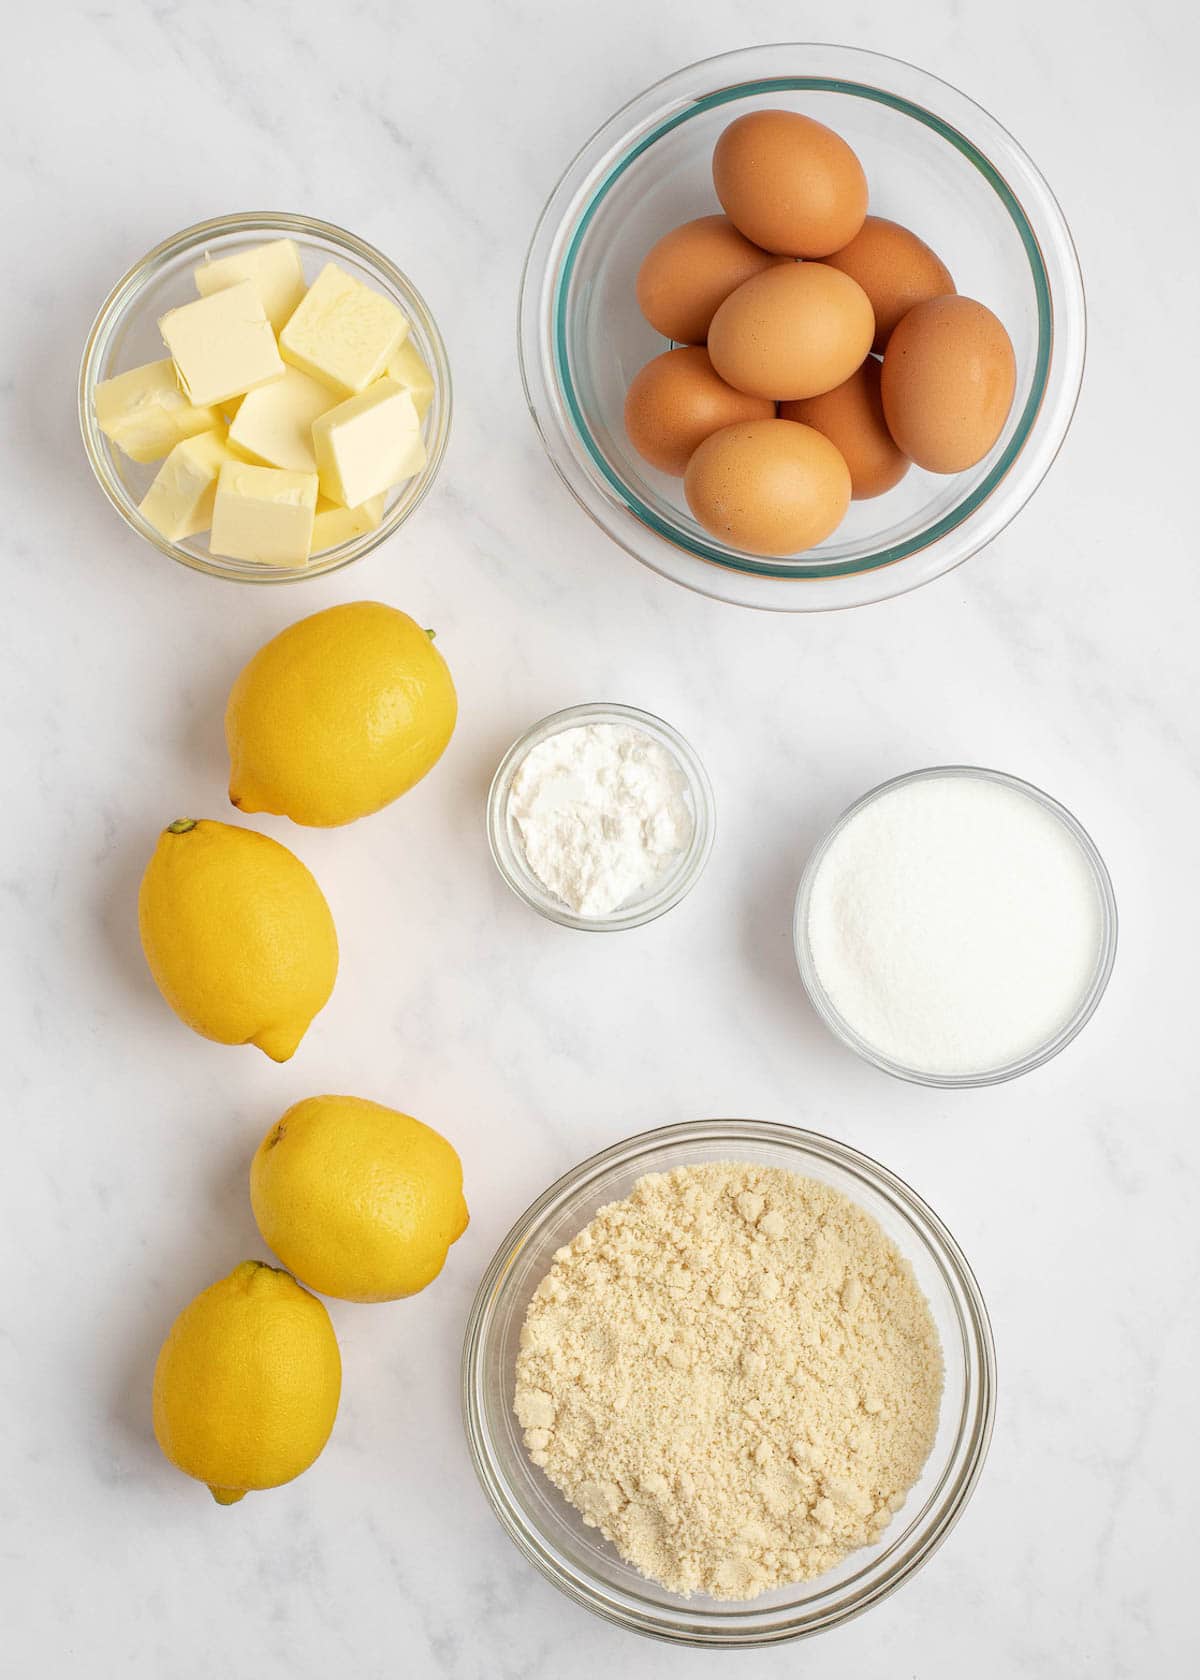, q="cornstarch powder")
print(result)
[514,1163,942,1600]
[509,722,693,916]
